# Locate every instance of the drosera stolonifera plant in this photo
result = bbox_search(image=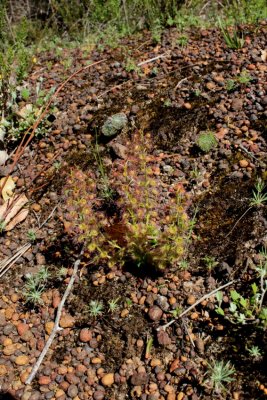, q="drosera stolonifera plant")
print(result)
[62,132,190,273]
